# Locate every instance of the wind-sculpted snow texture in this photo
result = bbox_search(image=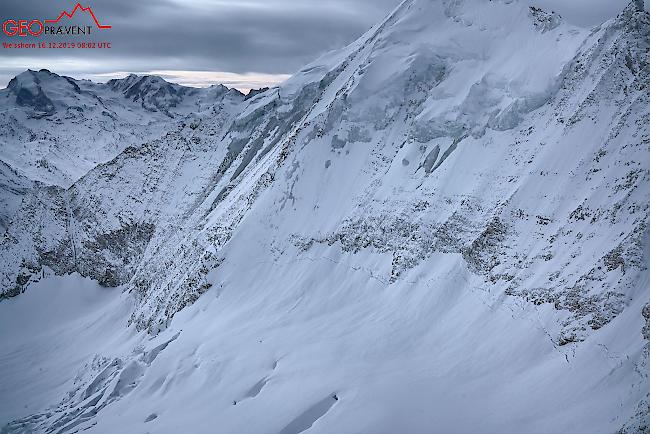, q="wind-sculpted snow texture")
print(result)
[1,0,650,433]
